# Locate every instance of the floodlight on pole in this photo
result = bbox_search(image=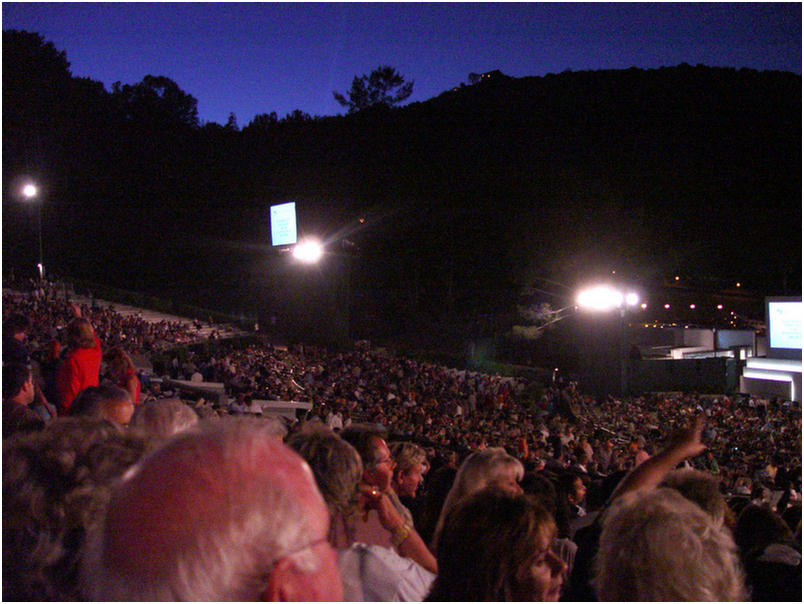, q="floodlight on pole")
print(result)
[576,285,622,311]
[576,285,639,311]
[22,182,44,280]
[576,284,640,396]
[292,239,323,263]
